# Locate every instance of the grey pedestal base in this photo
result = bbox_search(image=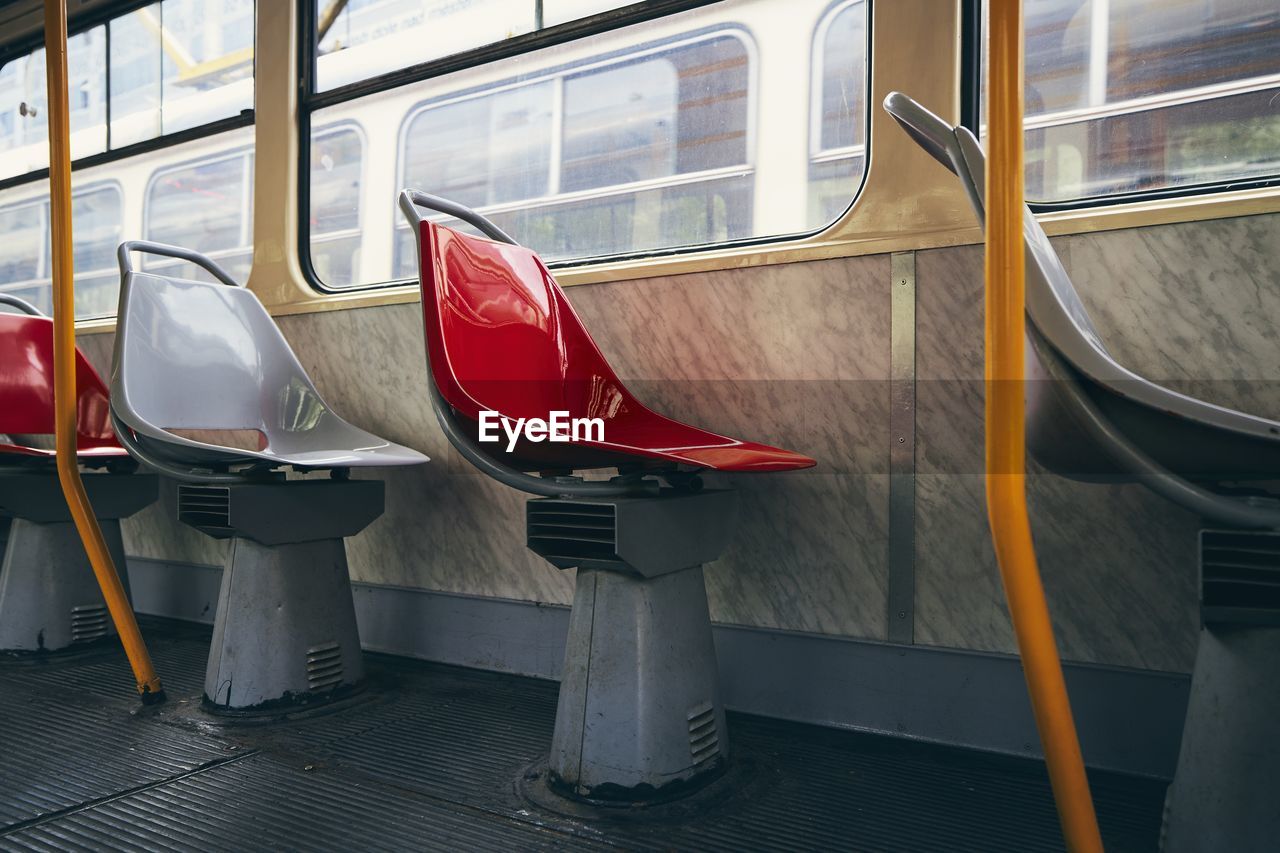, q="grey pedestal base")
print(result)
[527,489,738,801]
[1162,626,1280,852]
[550,564,728,799]
[204,536,365,713]
[0,518,129,652]
[0,470,154,655]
